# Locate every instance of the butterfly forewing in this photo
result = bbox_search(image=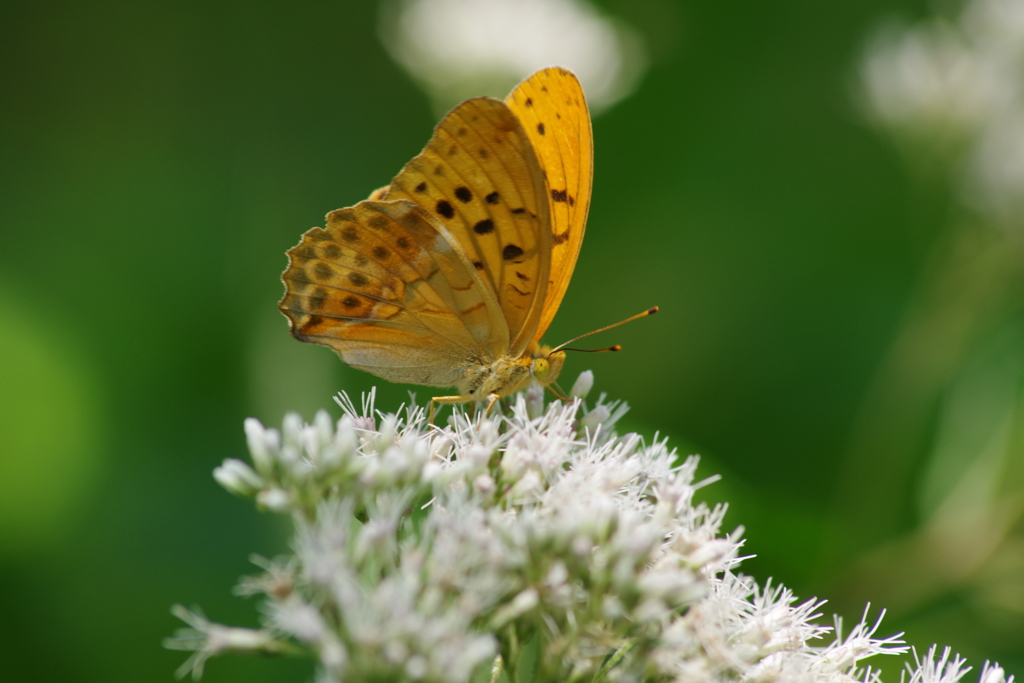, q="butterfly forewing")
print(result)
[505,67,593,342]
[383,97,552,356]
[280,200,507,387]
